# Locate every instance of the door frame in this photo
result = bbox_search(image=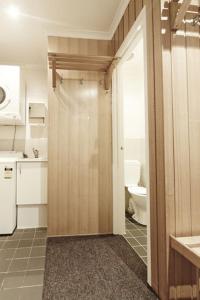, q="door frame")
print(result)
[112,6,153,286]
